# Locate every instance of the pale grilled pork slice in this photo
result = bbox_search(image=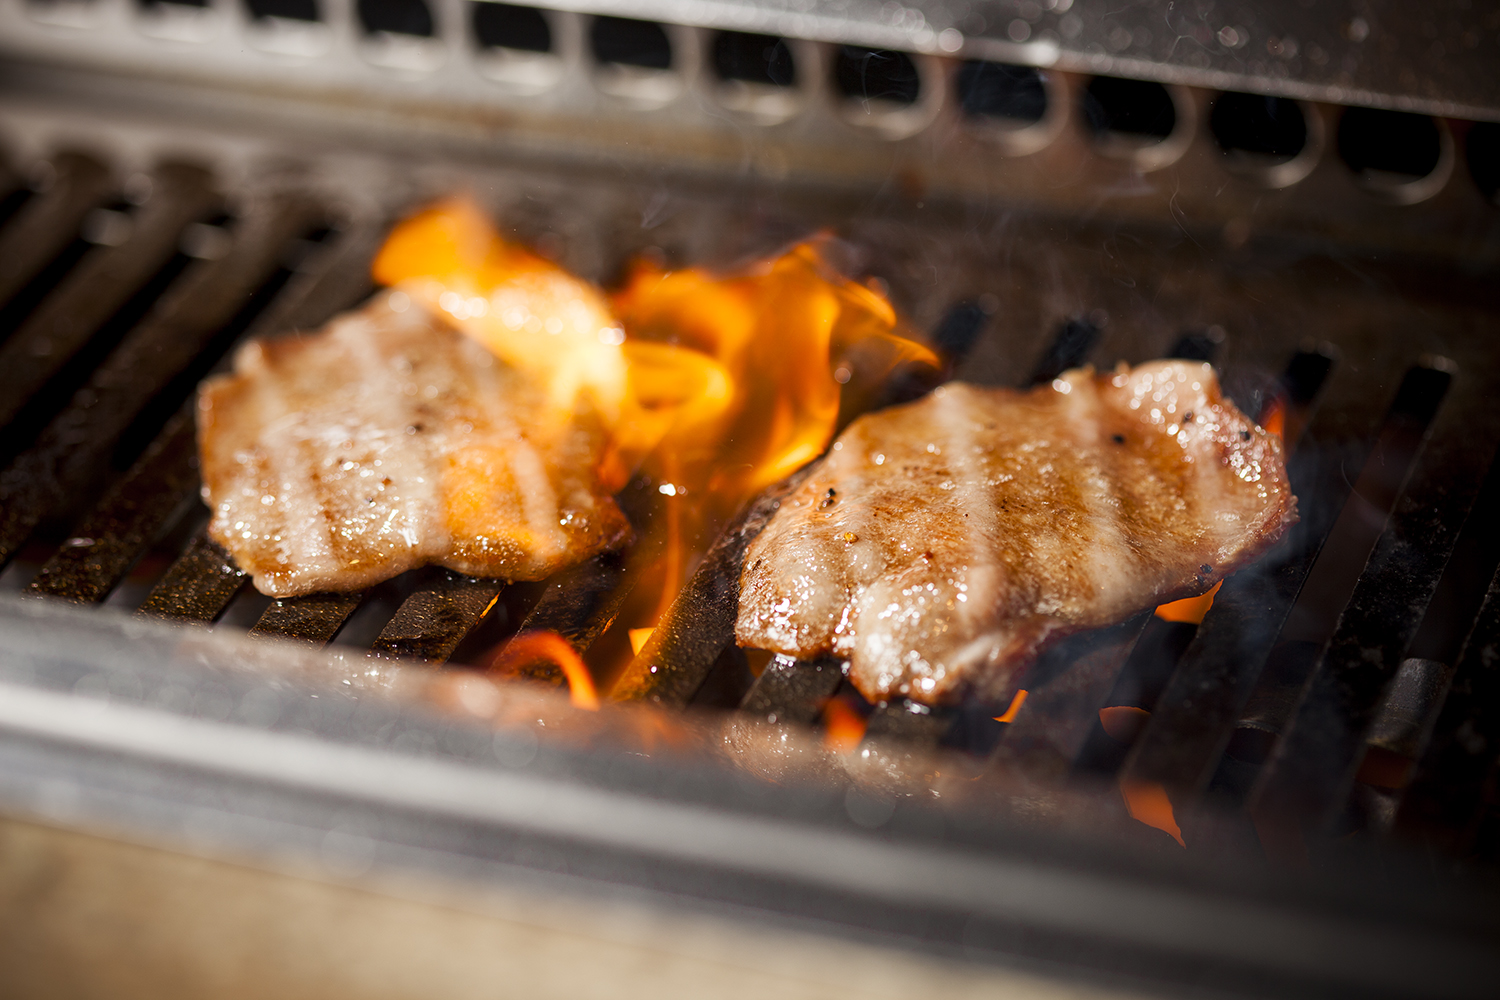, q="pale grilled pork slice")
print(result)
[198,296,630,597]
[736,361,1296,706]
